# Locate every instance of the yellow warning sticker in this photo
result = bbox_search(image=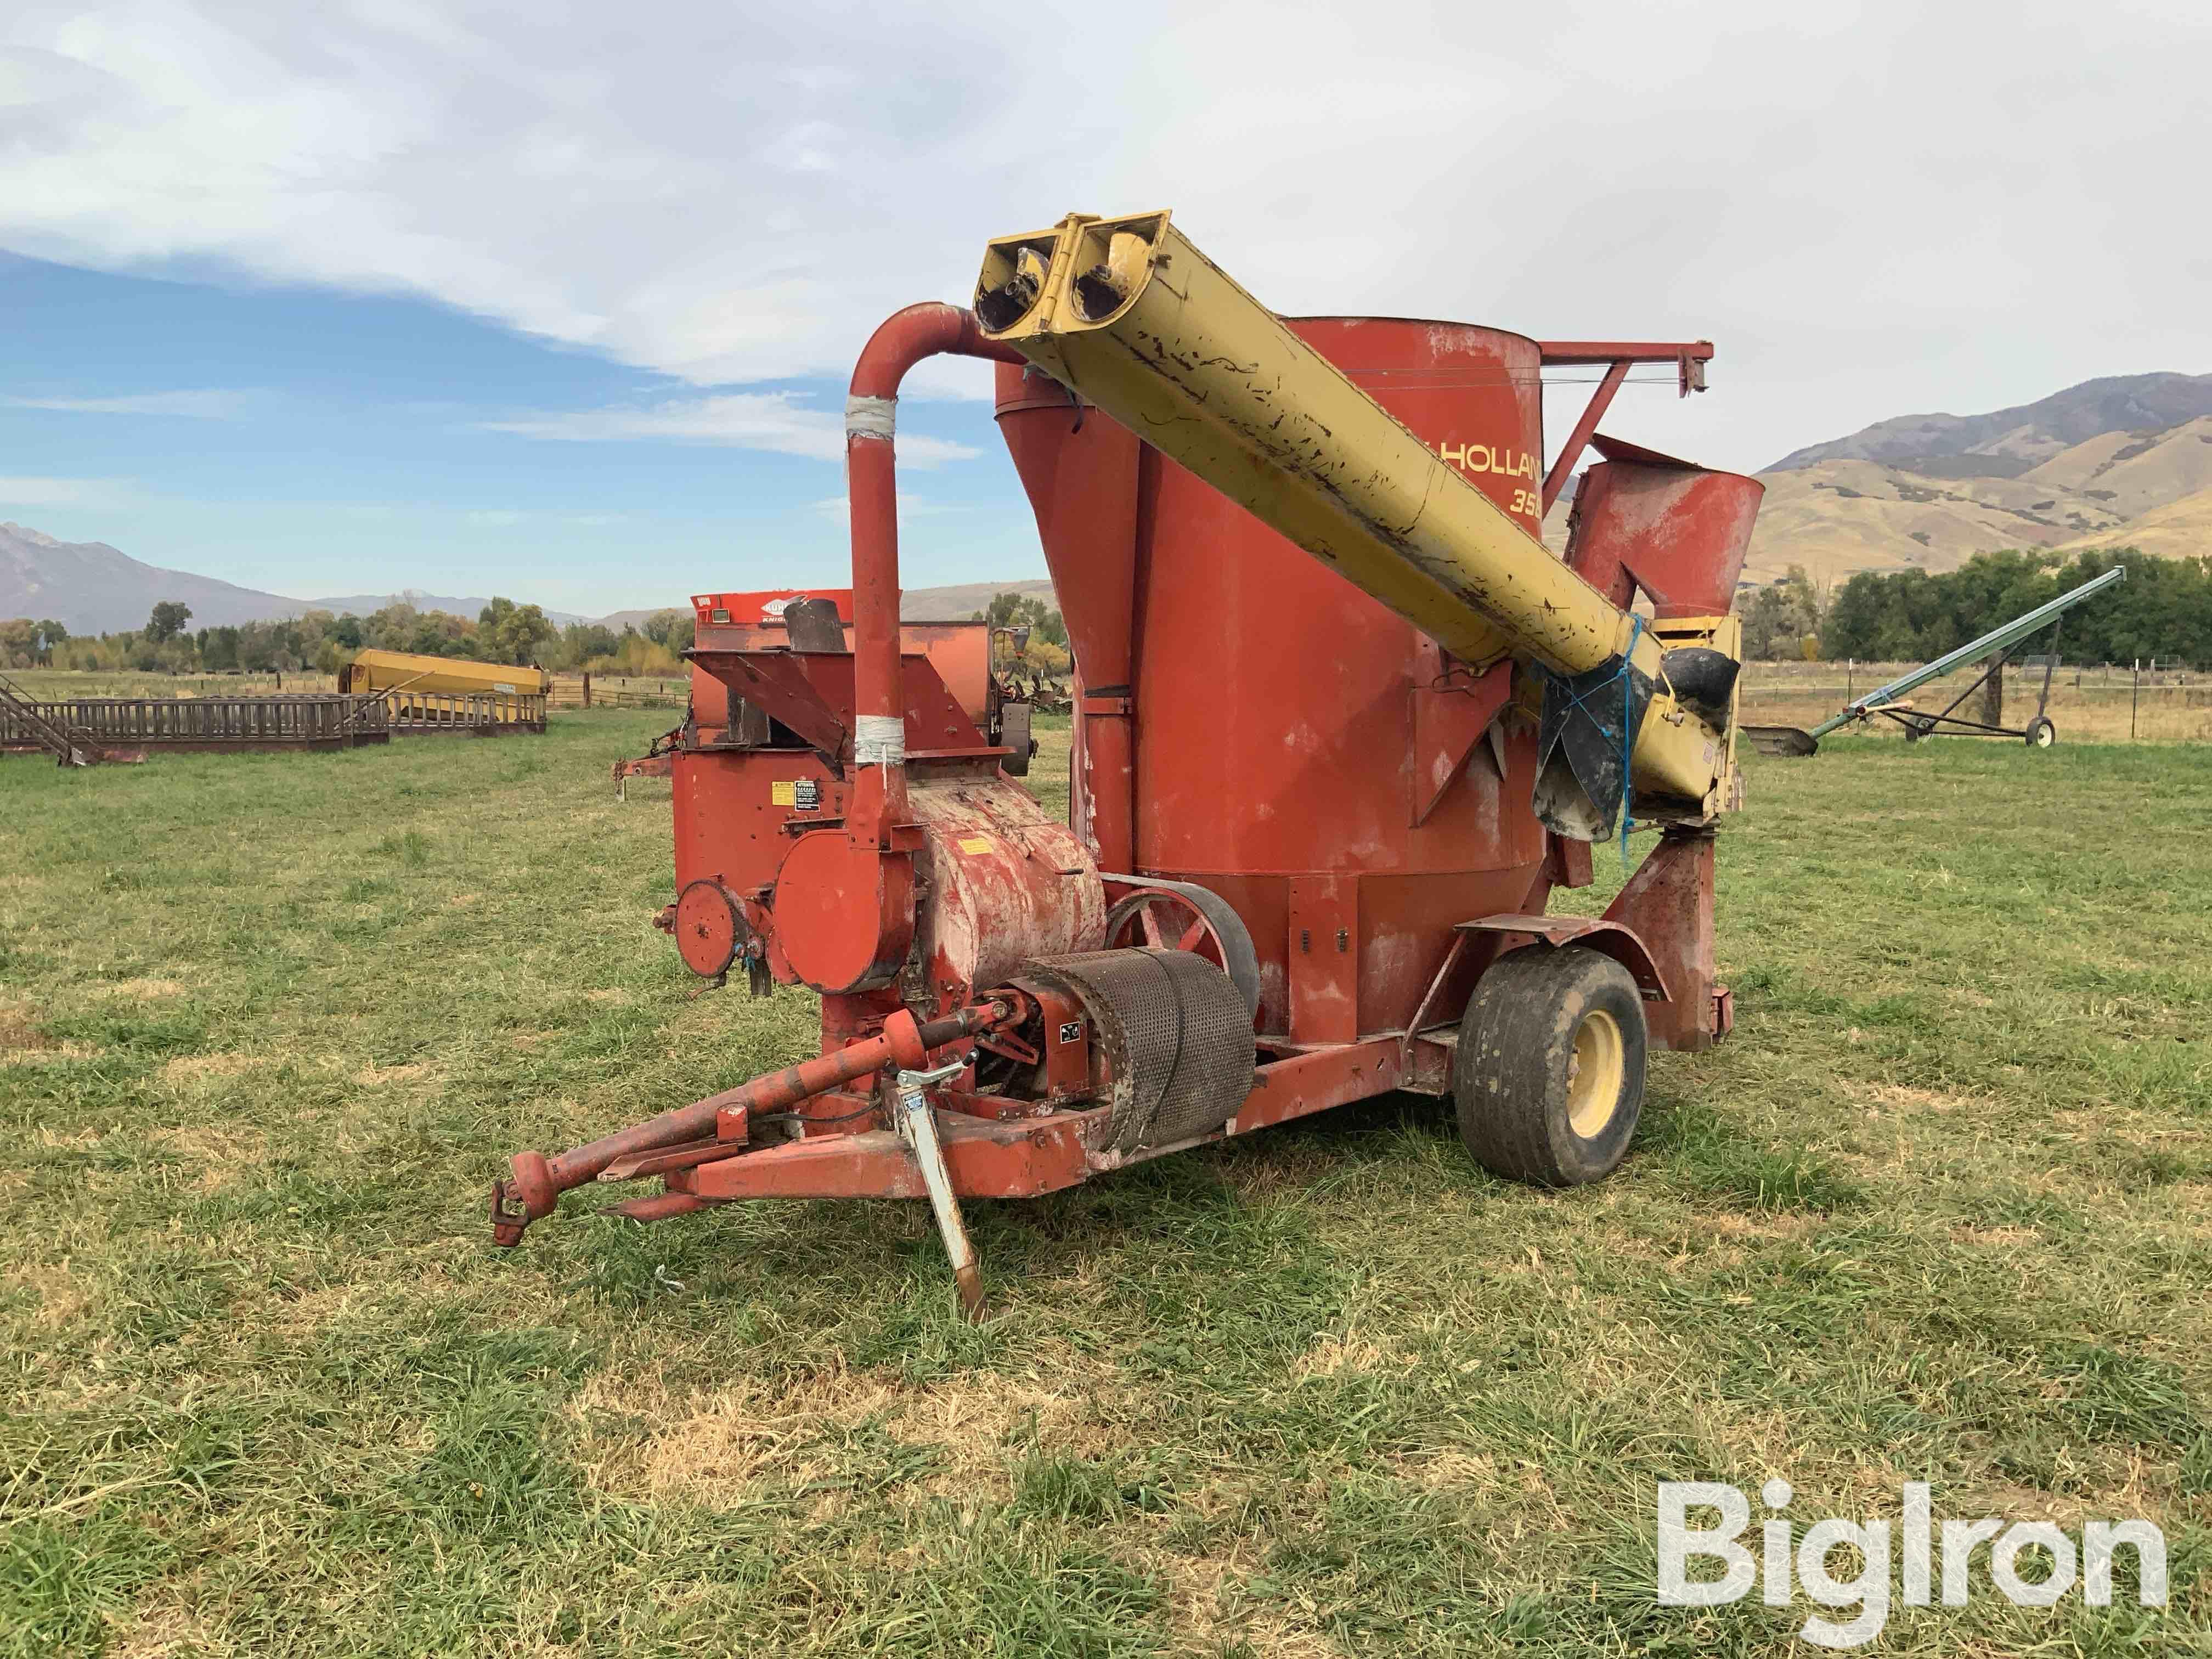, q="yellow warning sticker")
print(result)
[958,836,994,855]
[770,780,797,805]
